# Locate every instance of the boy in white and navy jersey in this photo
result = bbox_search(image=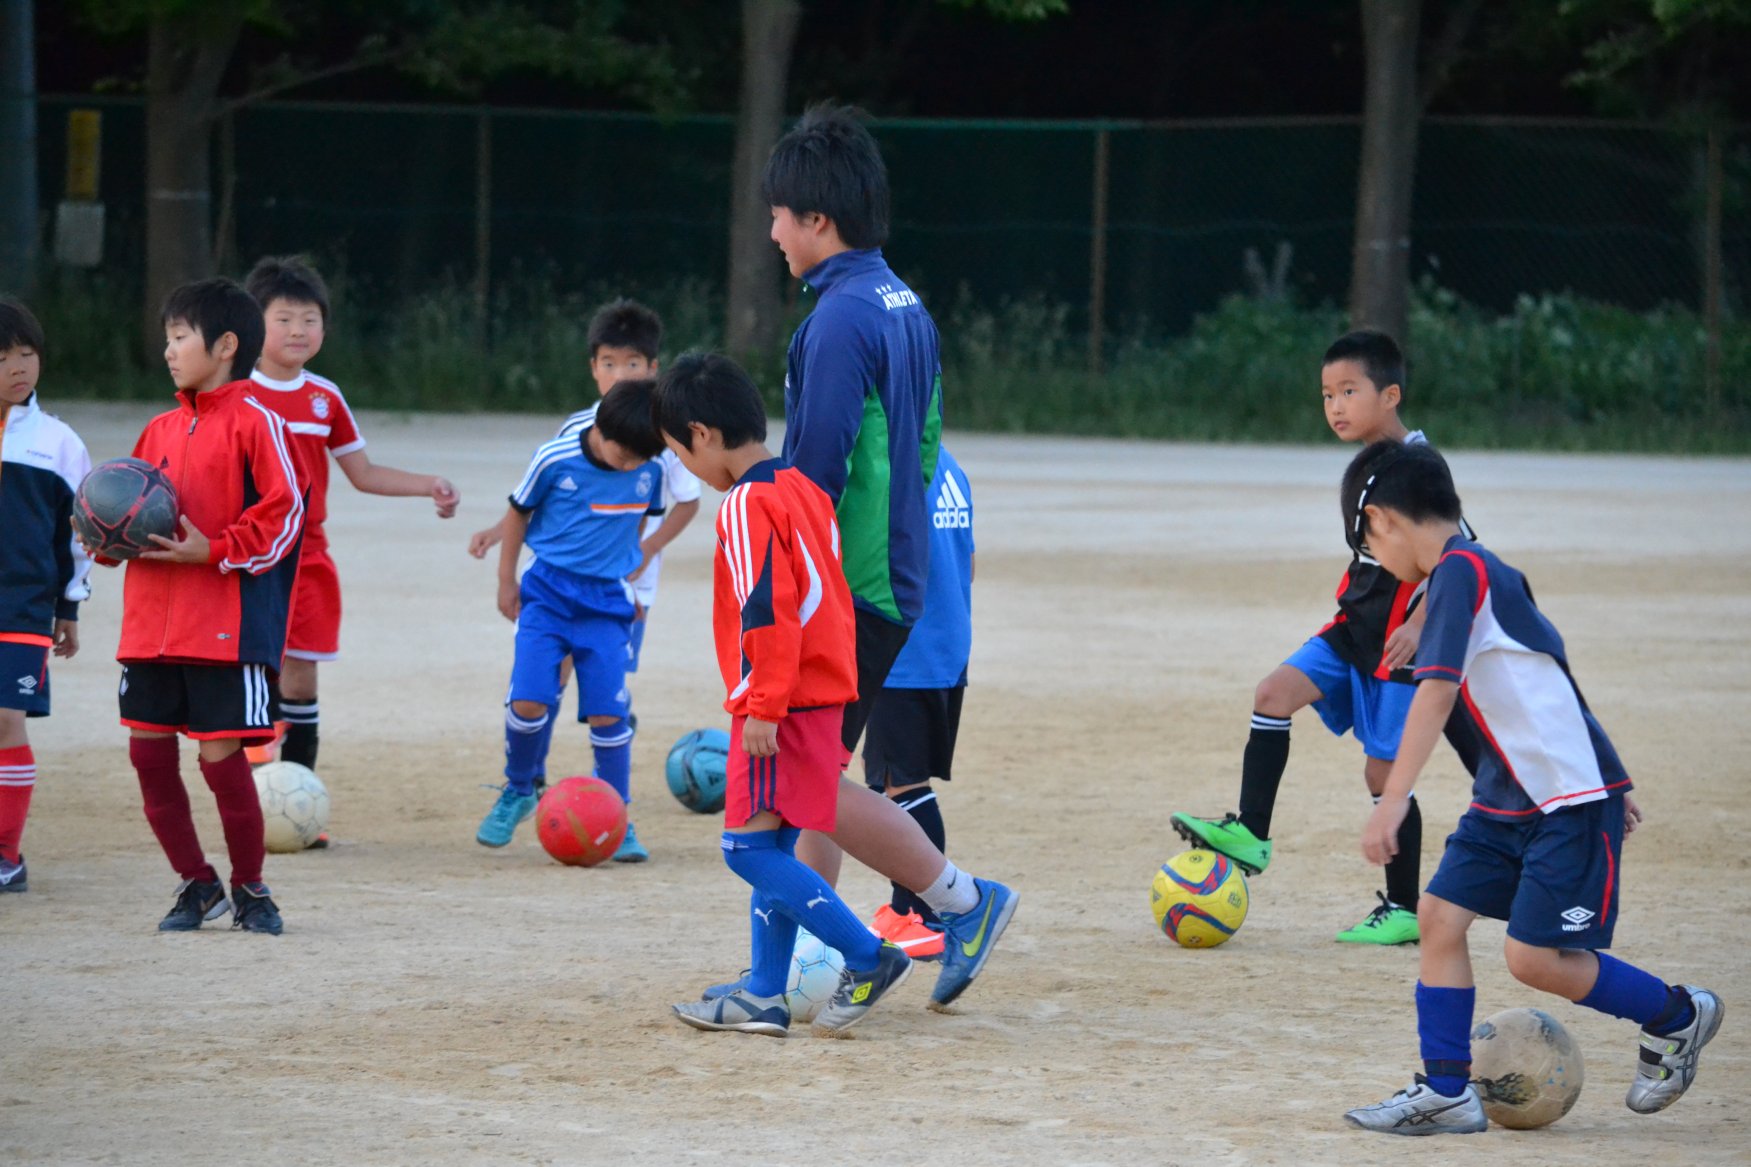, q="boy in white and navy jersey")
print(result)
[475,378,668,851]
[1174,330,1479,945]
[1340,439,1722,1135]
[863,447,975,959]
[0,299,92,892]
[245,257,459,793]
